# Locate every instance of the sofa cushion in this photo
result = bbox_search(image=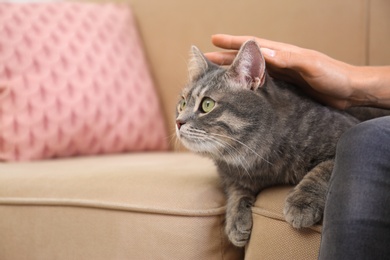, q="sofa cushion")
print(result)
[0,2,168,161]
[0,153,243,259]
